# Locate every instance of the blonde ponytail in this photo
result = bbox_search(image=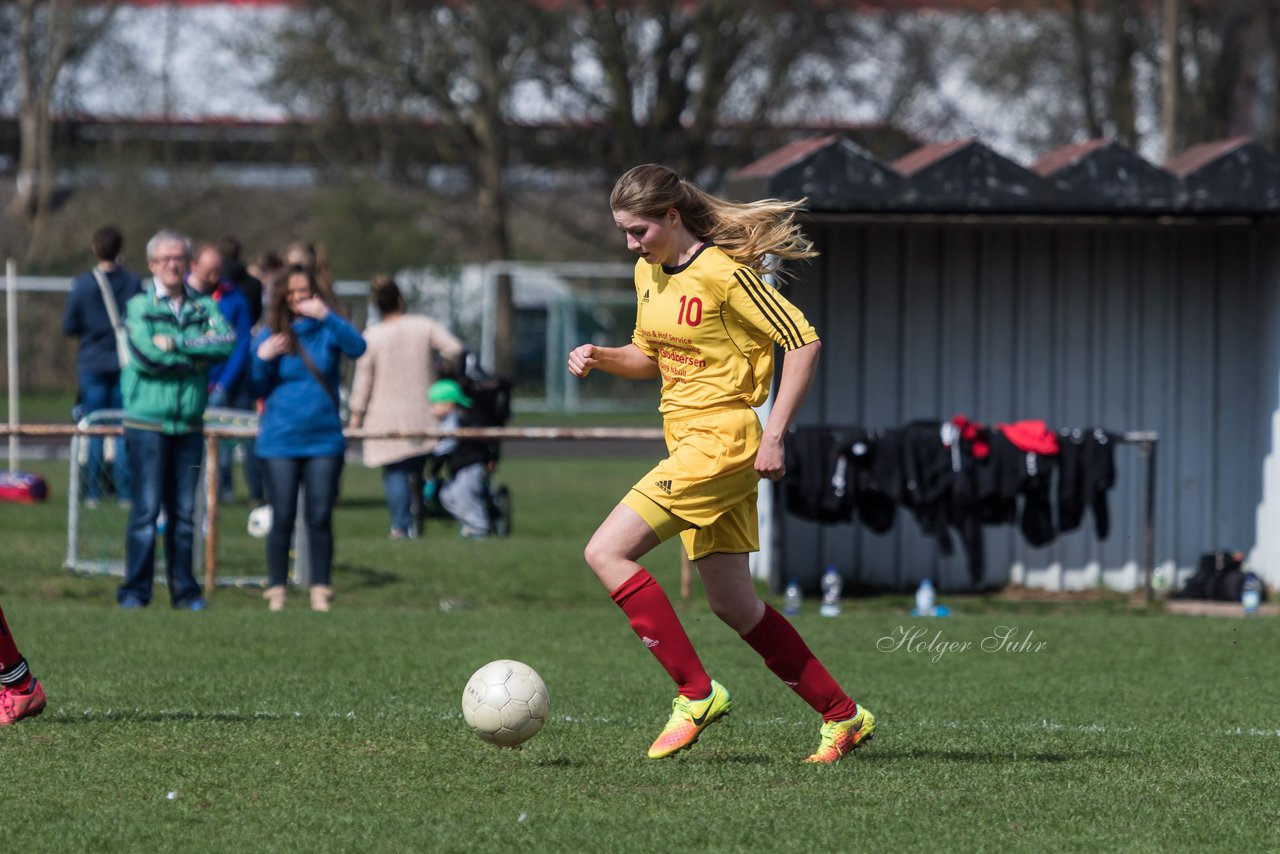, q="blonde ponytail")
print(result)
[610,164,818,276]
